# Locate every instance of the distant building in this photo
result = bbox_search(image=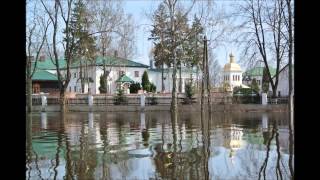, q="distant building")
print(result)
[148,67,199,93]
[269,64,294,97]
[65,56,149,94]
[32,56,149,94]
[31,54,201,95]
[222,53,244,91]
[242,66,276,93]
[31,70,59,94]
